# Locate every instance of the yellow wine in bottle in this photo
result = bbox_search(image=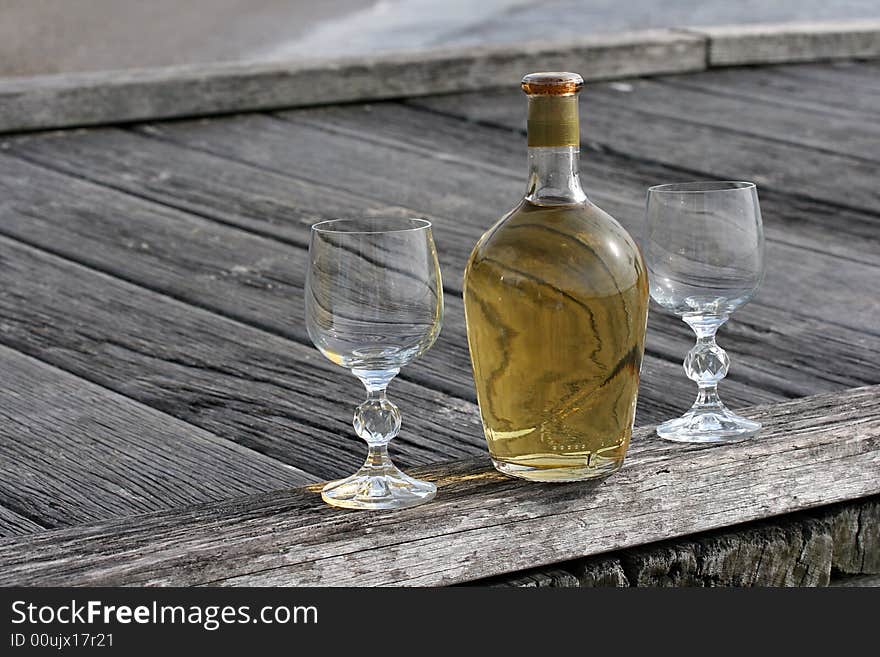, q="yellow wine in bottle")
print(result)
[463,72,649,482]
